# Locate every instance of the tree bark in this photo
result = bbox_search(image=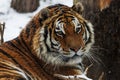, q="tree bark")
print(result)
[11,0,39,13]
[74,0,120,80]
[94,0,120,80]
